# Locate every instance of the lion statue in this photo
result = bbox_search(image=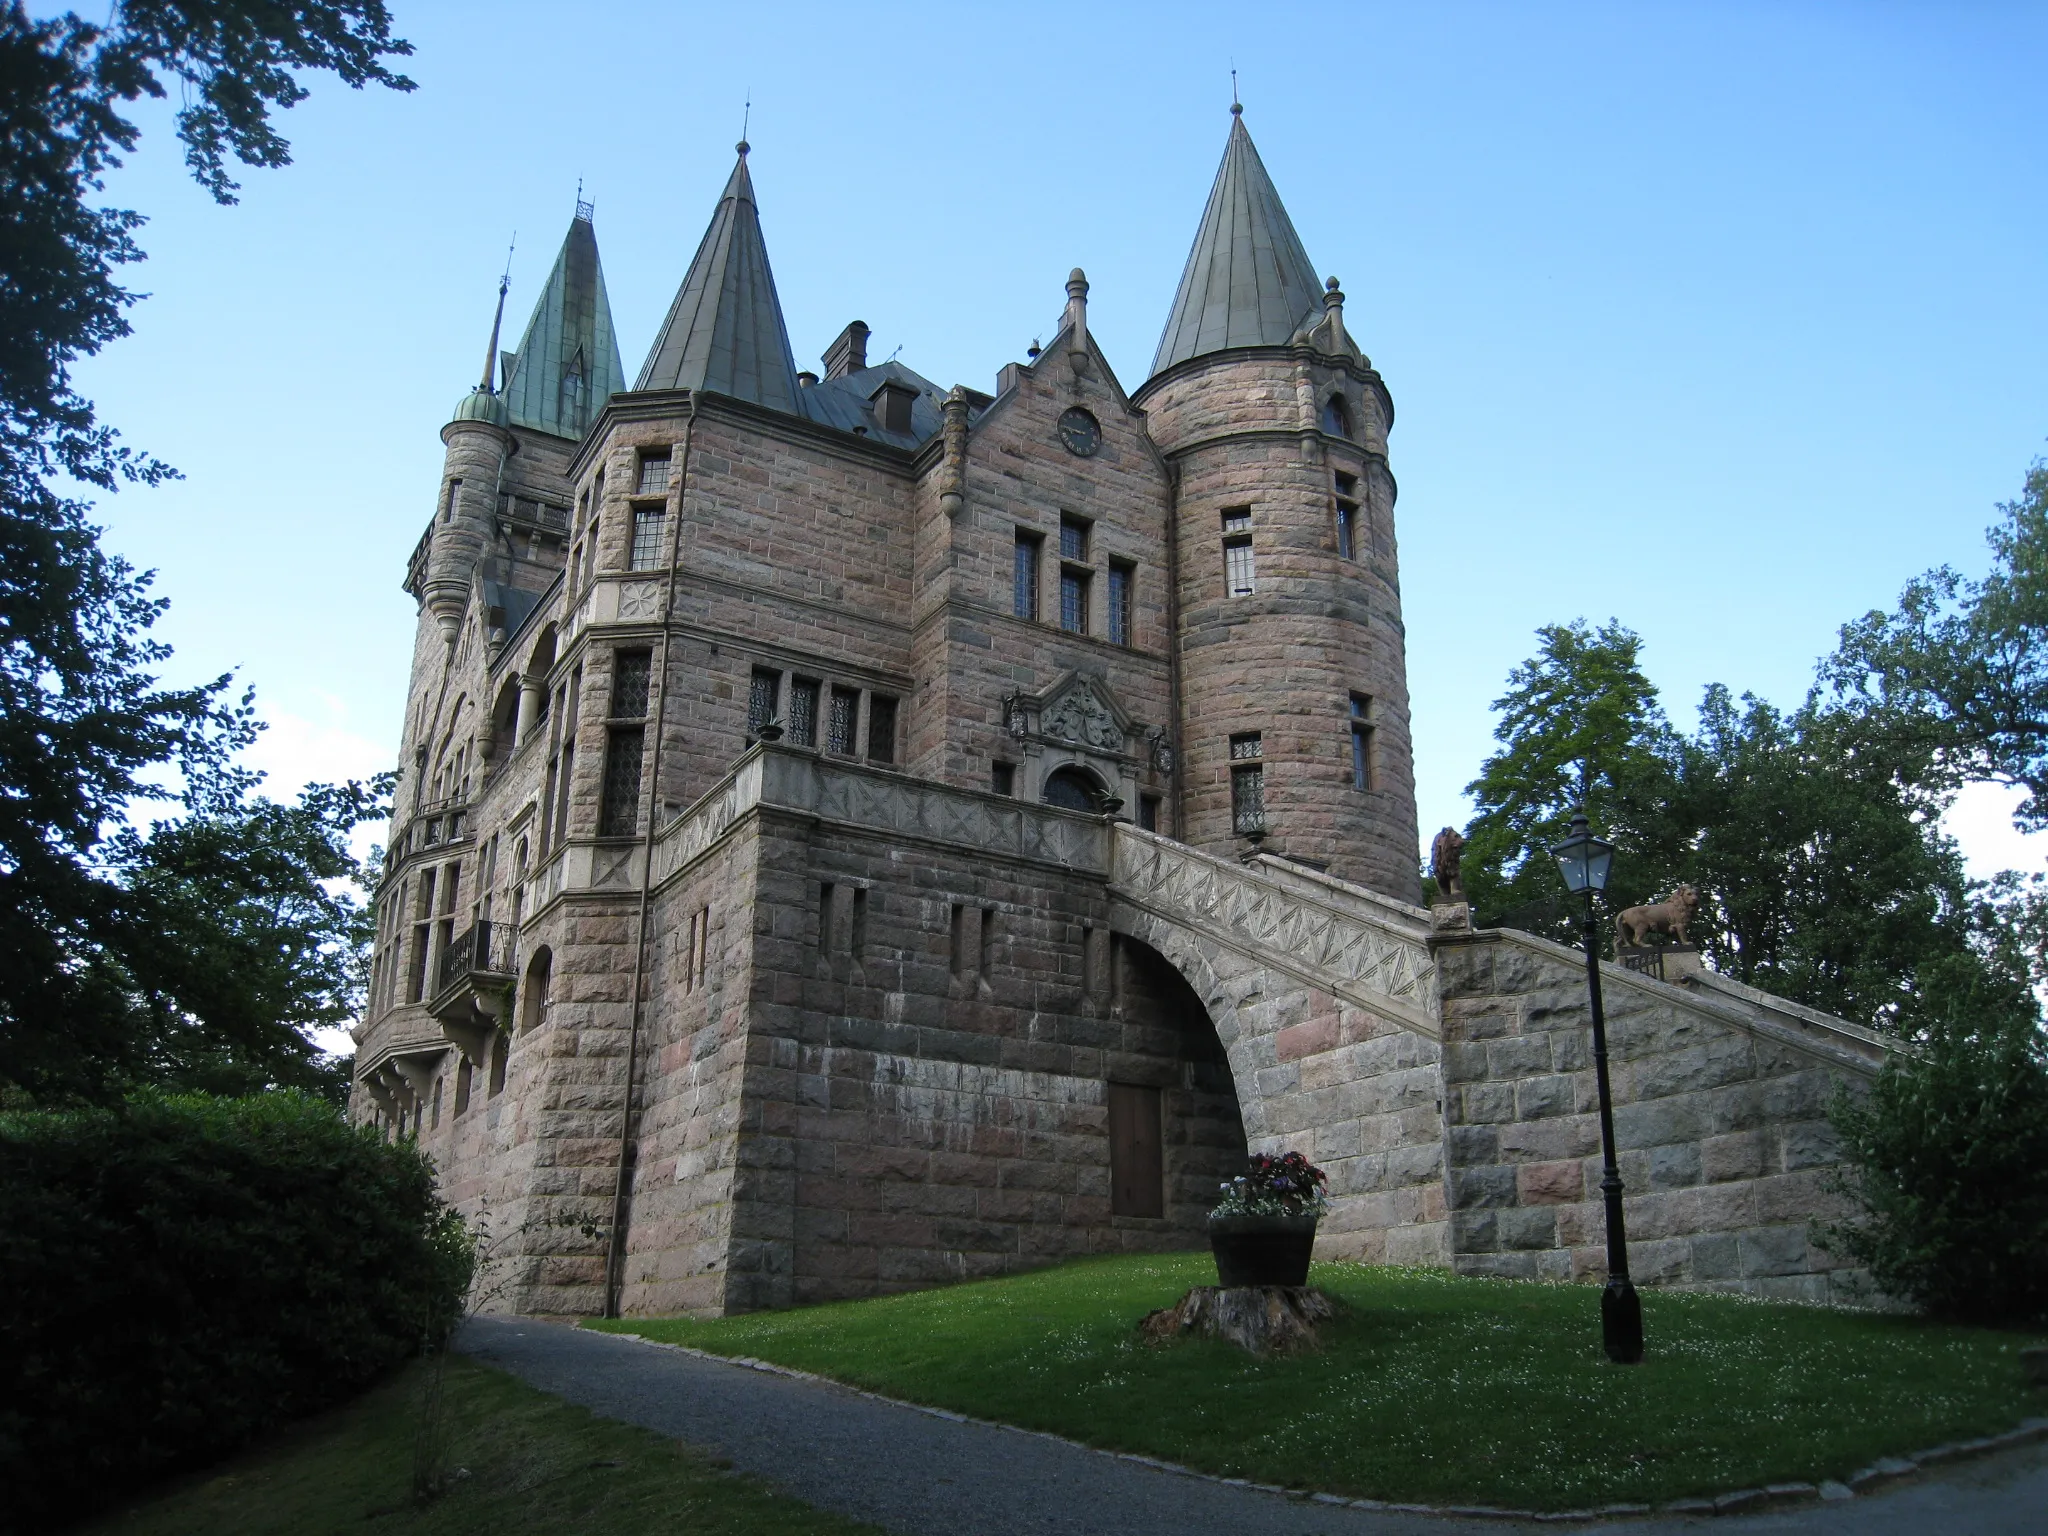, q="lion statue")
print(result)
[1429,826,1466,901]
[1614,885,1699,952]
